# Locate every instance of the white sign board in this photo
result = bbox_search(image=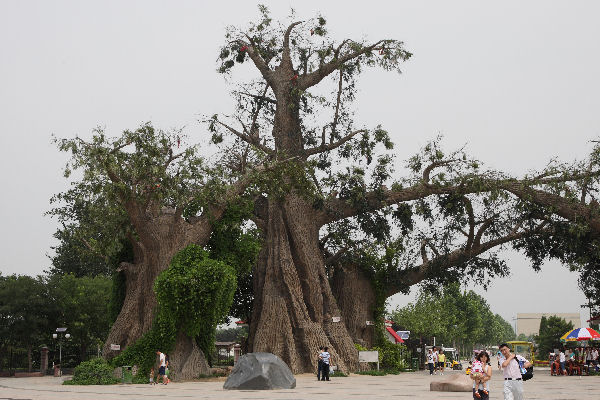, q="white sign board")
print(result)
[366,320,374,326]
[397,331,410,340]
[358,351,379,363]
[110,344,121,351]
[332,316,341,323]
